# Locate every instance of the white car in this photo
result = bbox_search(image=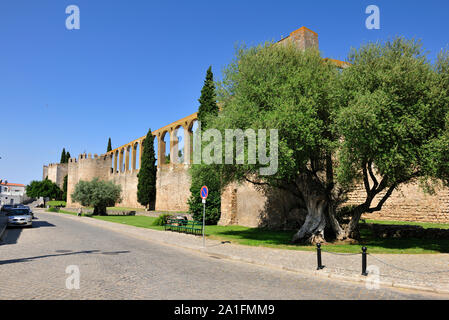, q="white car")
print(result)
[6,208,33,228]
